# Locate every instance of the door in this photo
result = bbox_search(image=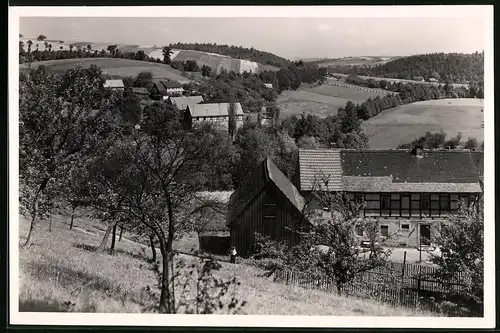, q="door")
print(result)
[419,224,431,246]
